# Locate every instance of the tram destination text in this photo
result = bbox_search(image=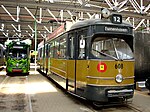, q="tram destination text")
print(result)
[105,26,128,33]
